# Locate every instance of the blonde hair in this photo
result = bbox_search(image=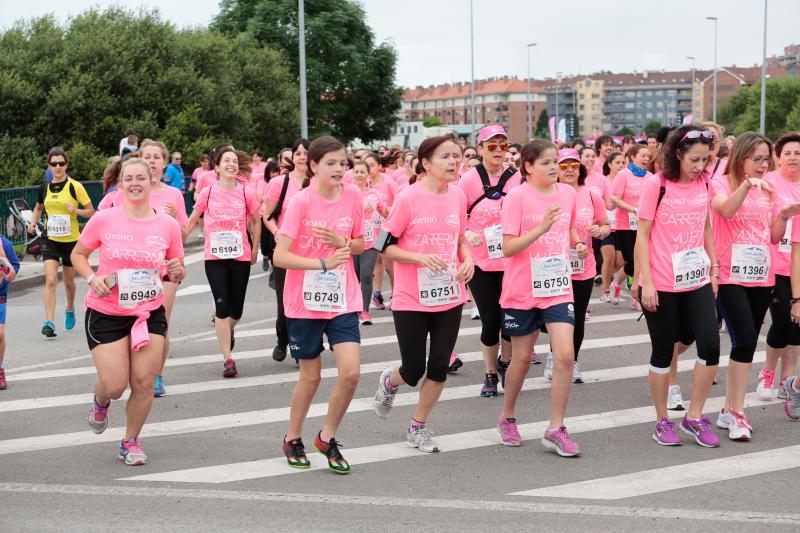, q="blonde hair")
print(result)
[140,139,169,162]
[120,157,153,180]
[700,121,725,139]
[727,132,772,195]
